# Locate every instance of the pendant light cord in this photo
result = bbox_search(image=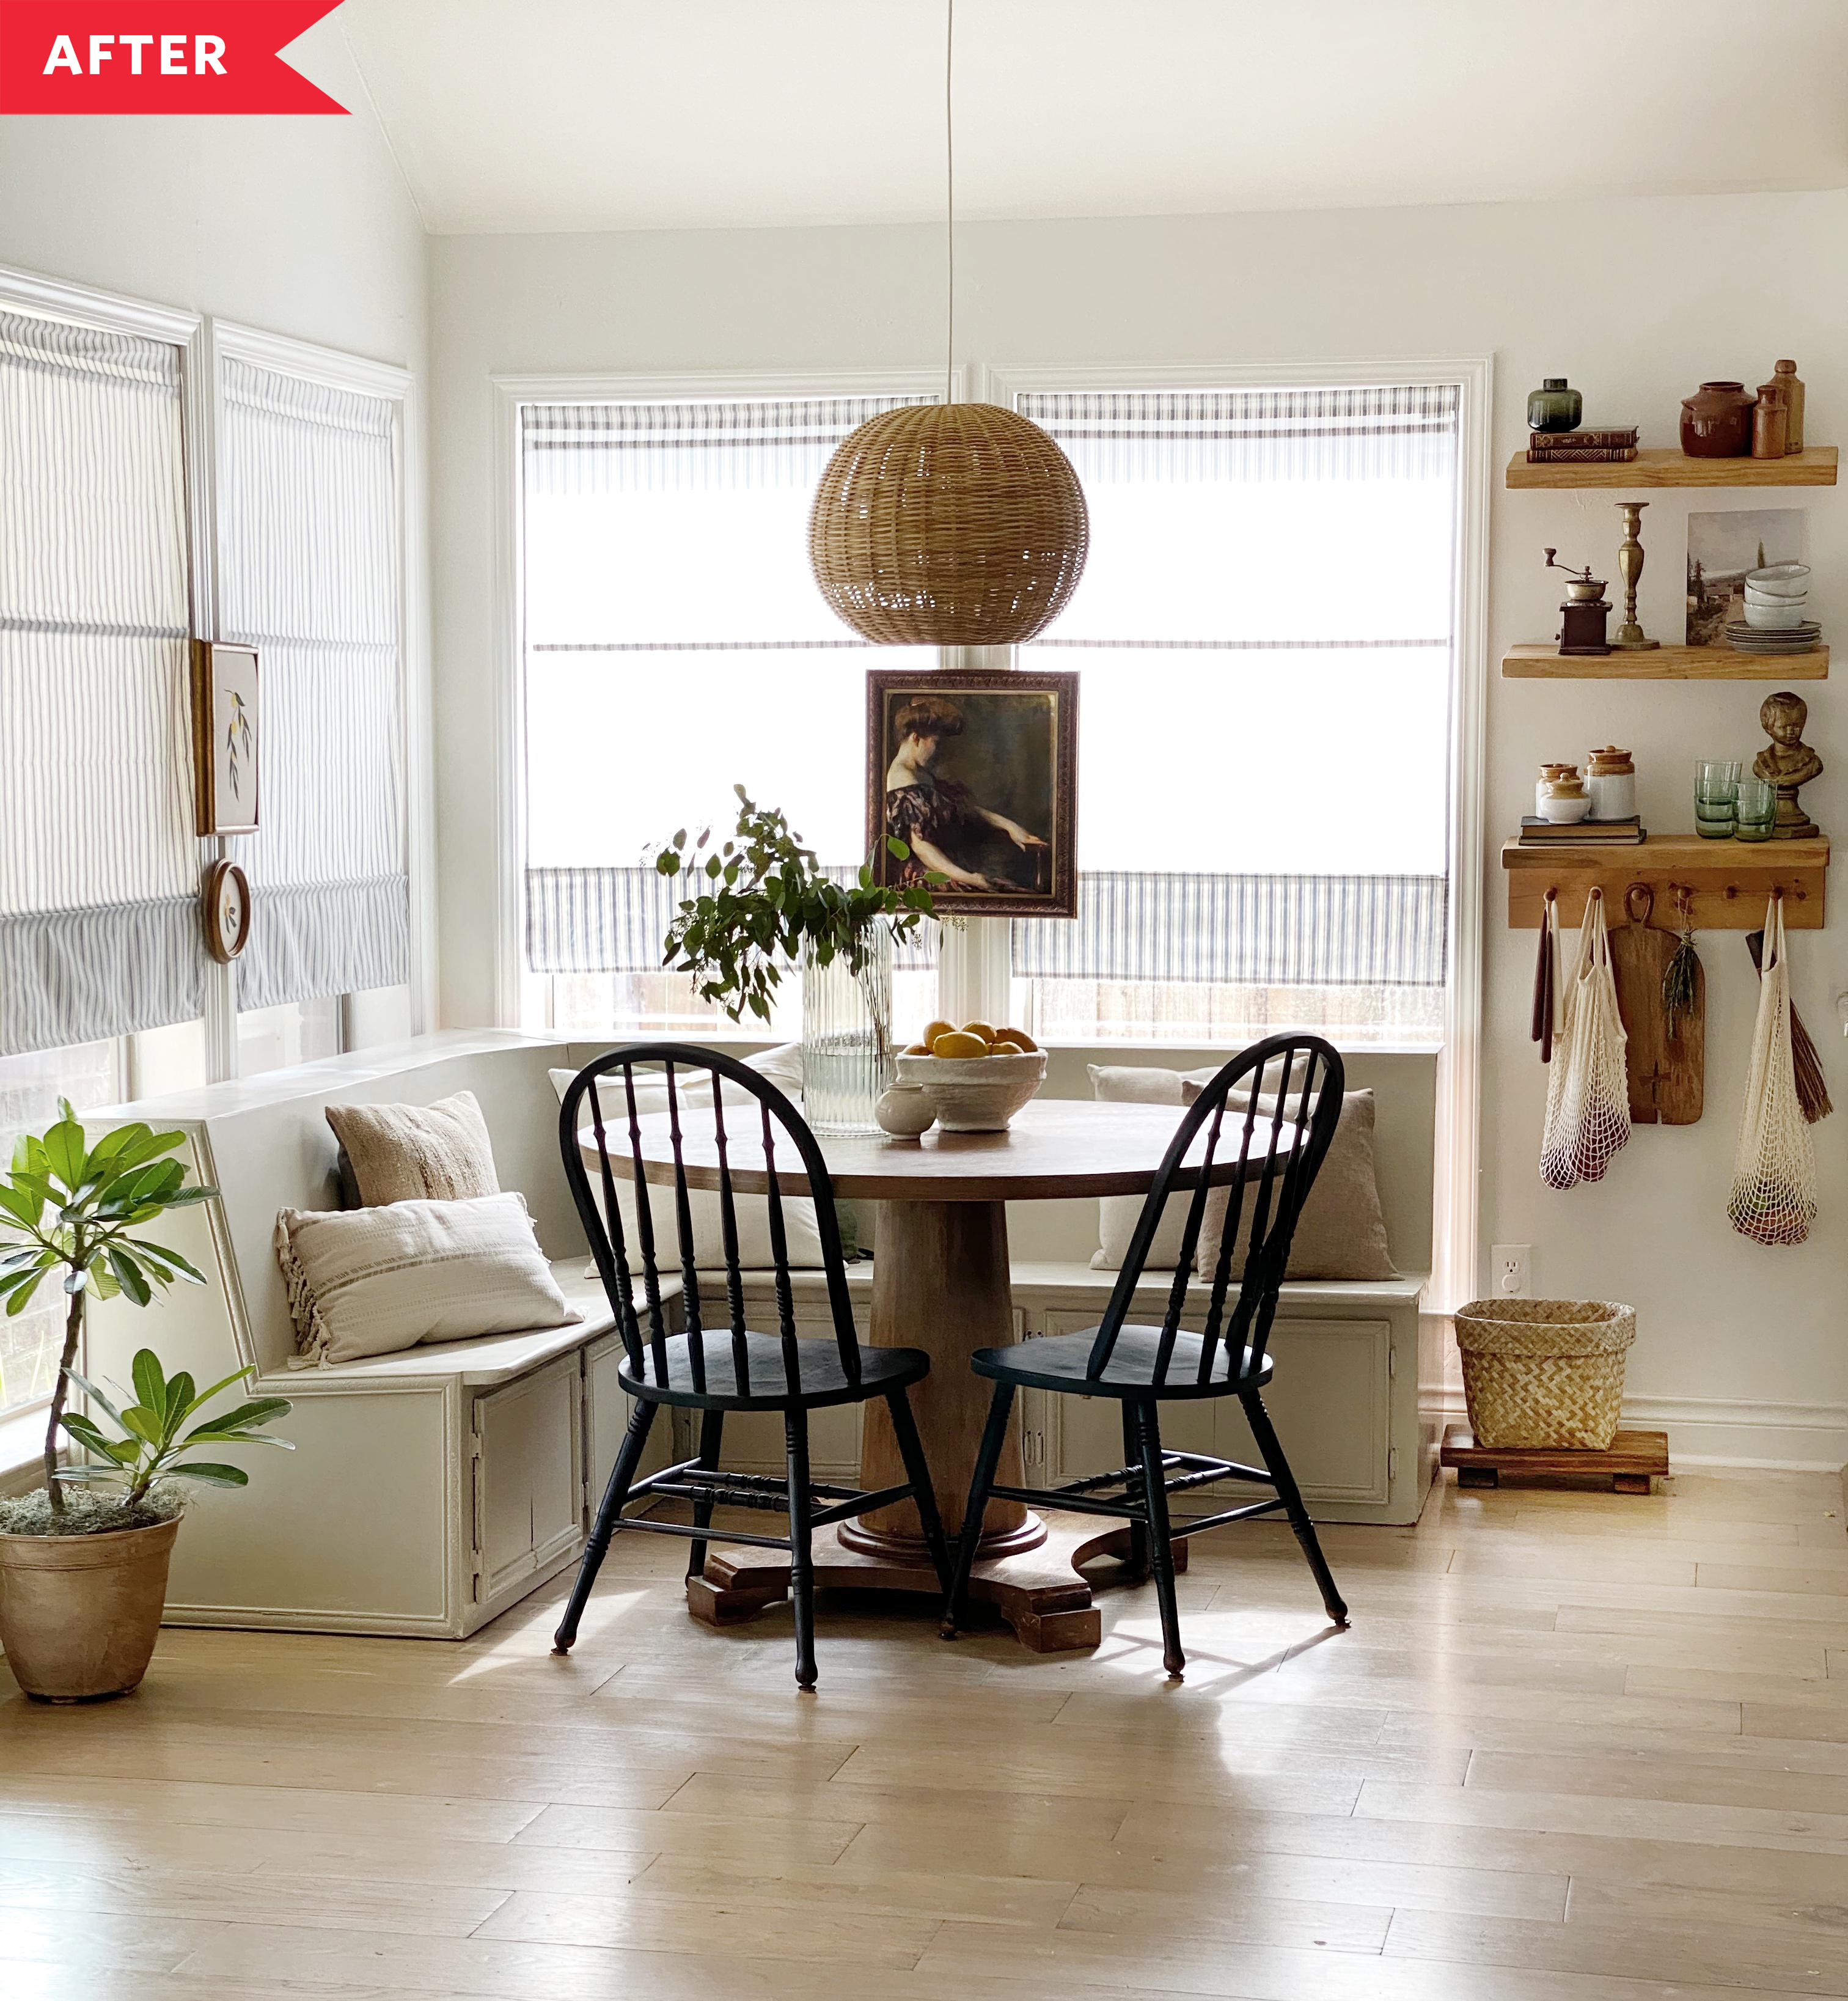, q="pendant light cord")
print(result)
[945,0,954,406]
